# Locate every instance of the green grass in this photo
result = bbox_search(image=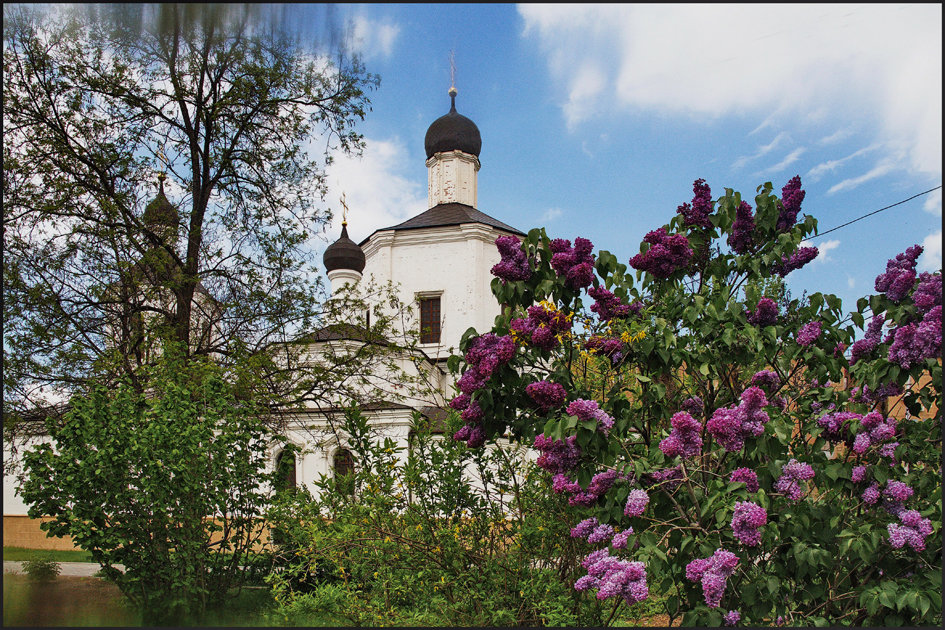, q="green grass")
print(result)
[3,546,93,563]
